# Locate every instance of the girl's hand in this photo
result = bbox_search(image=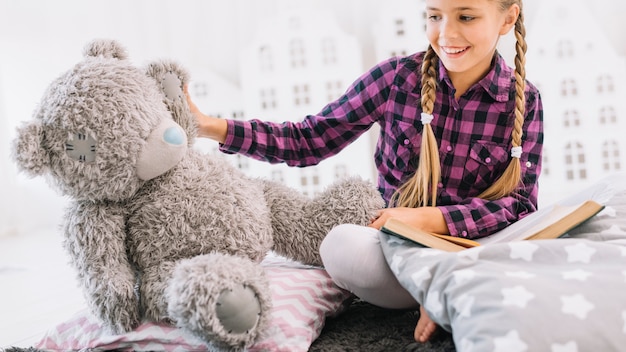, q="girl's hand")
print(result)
[184,85,228,143]
[368,207,449,235]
